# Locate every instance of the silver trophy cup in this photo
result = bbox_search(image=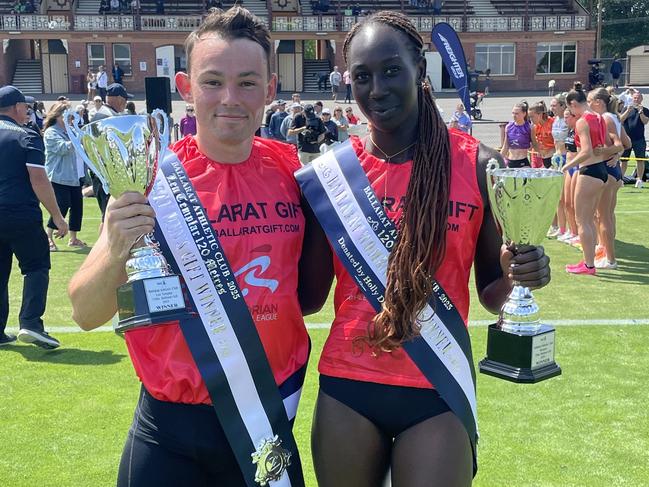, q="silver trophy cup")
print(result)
[65,110,187,333]
[478,160,564,383]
